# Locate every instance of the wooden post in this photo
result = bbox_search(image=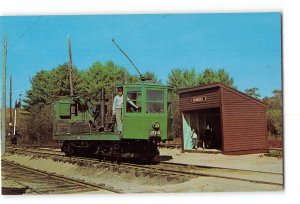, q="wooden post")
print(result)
[68,34,74,96]
[9,74,13,139]
[13,108,17,135]
[1,34,7,155]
